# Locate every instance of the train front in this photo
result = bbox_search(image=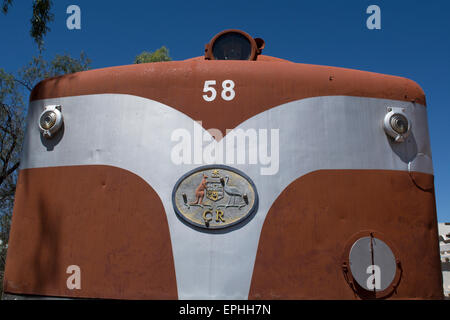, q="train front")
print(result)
[3,30,443,300]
